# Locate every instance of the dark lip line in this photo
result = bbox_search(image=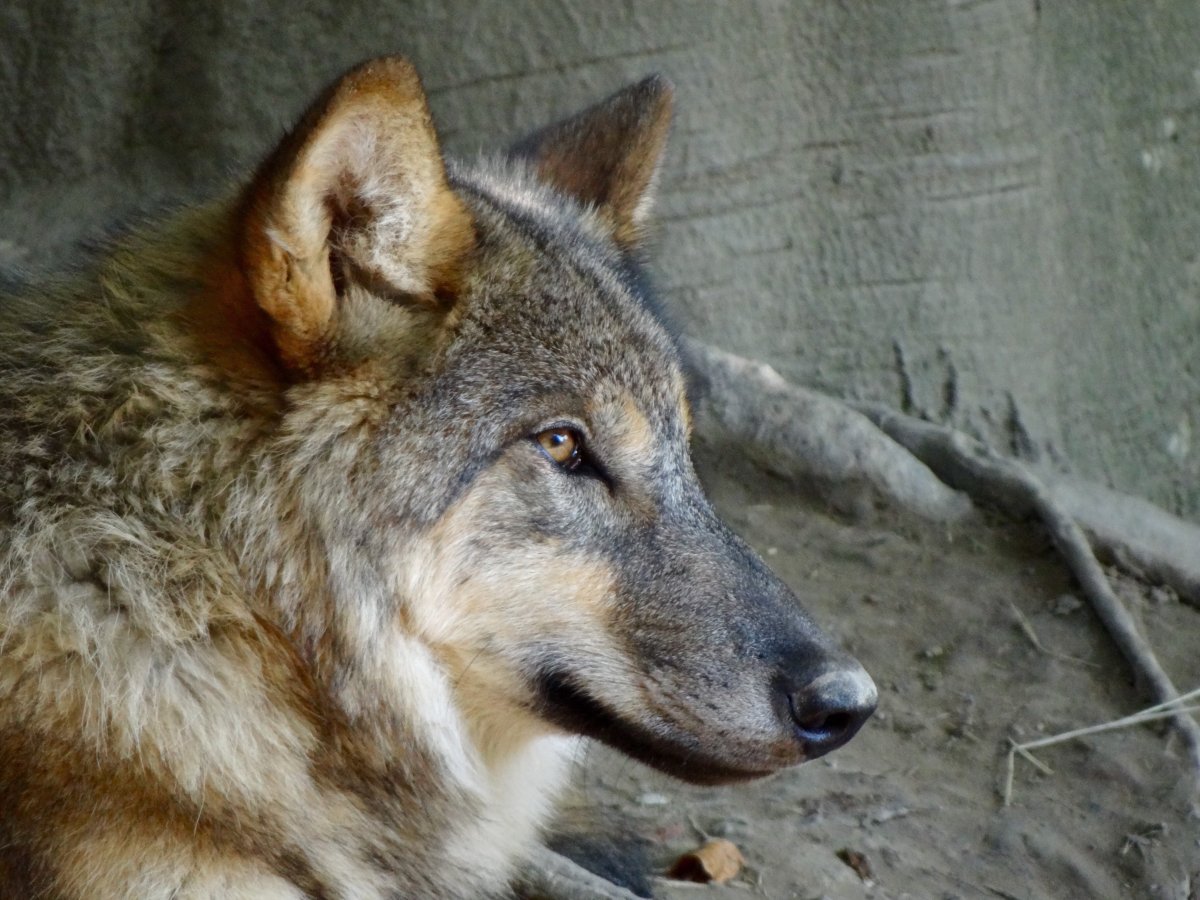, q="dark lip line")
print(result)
[531,668,798,785]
